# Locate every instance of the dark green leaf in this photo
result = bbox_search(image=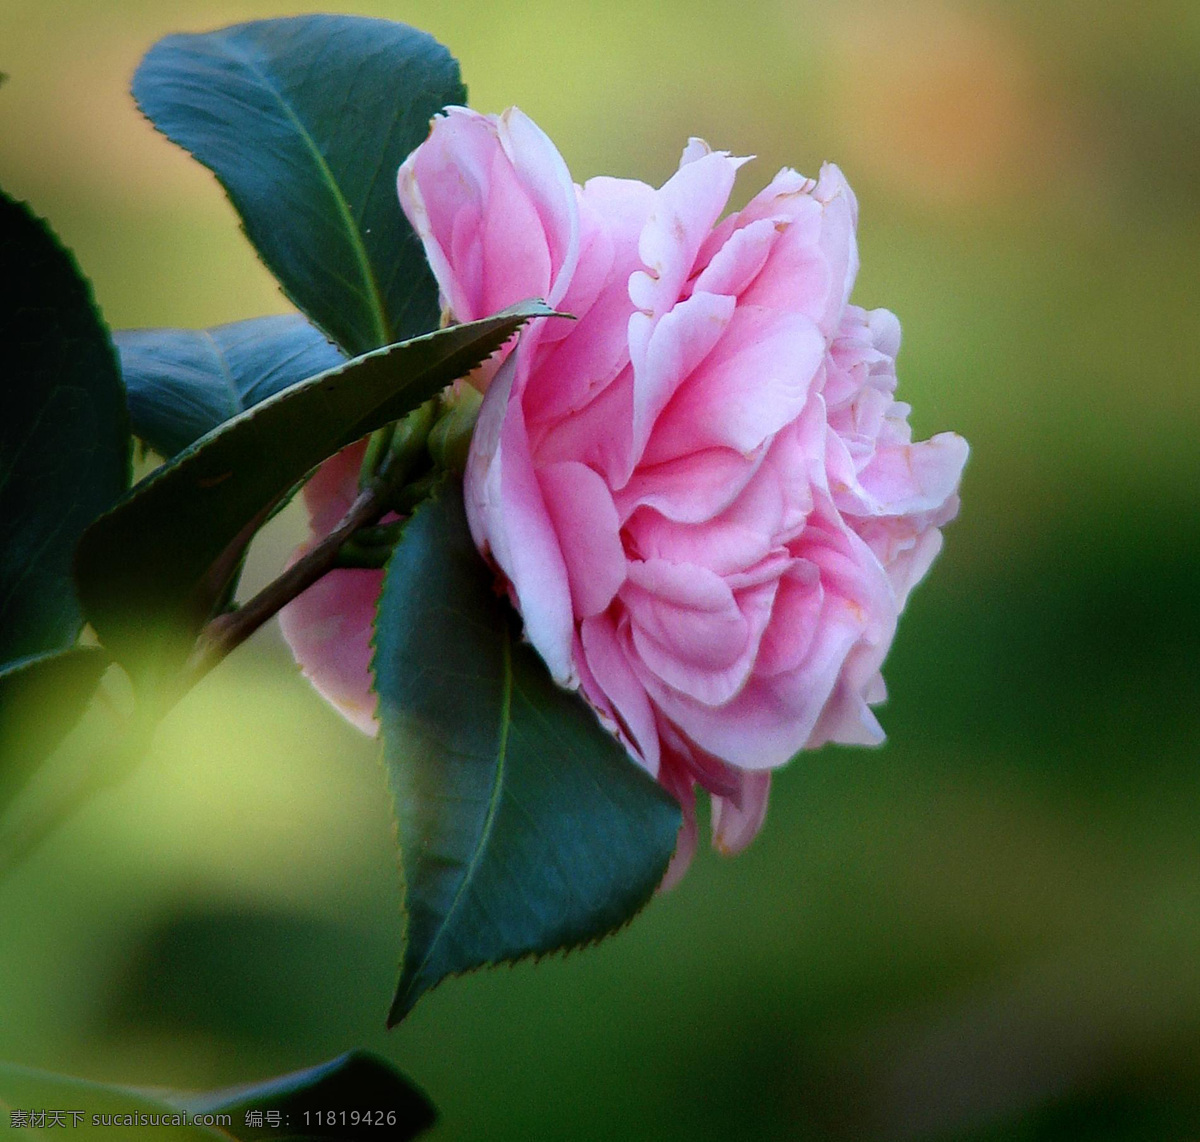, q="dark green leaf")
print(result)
[177,1051,435,1141]
[117,315,344,458]
[0,645,108,813]
[0,1061,229,1139]
[75,302,554,682]
[0,192,130,667]
[133,16,465,357]
[373,481,682,1025]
